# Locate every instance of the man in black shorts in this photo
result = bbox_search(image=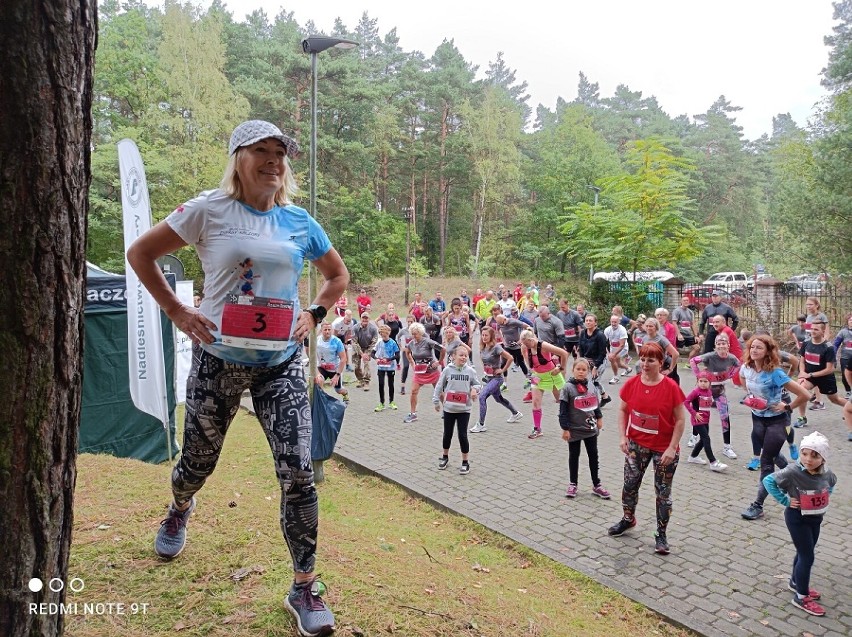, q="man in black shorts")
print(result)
[795,321,848,427]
